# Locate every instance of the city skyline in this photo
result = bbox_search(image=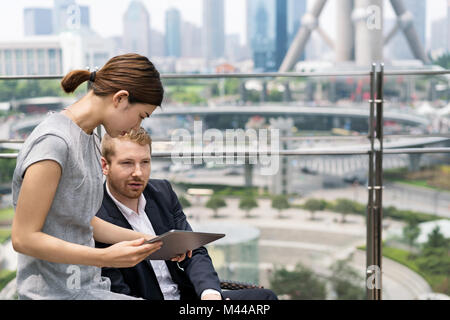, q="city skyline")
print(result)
[0,0,447,48]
